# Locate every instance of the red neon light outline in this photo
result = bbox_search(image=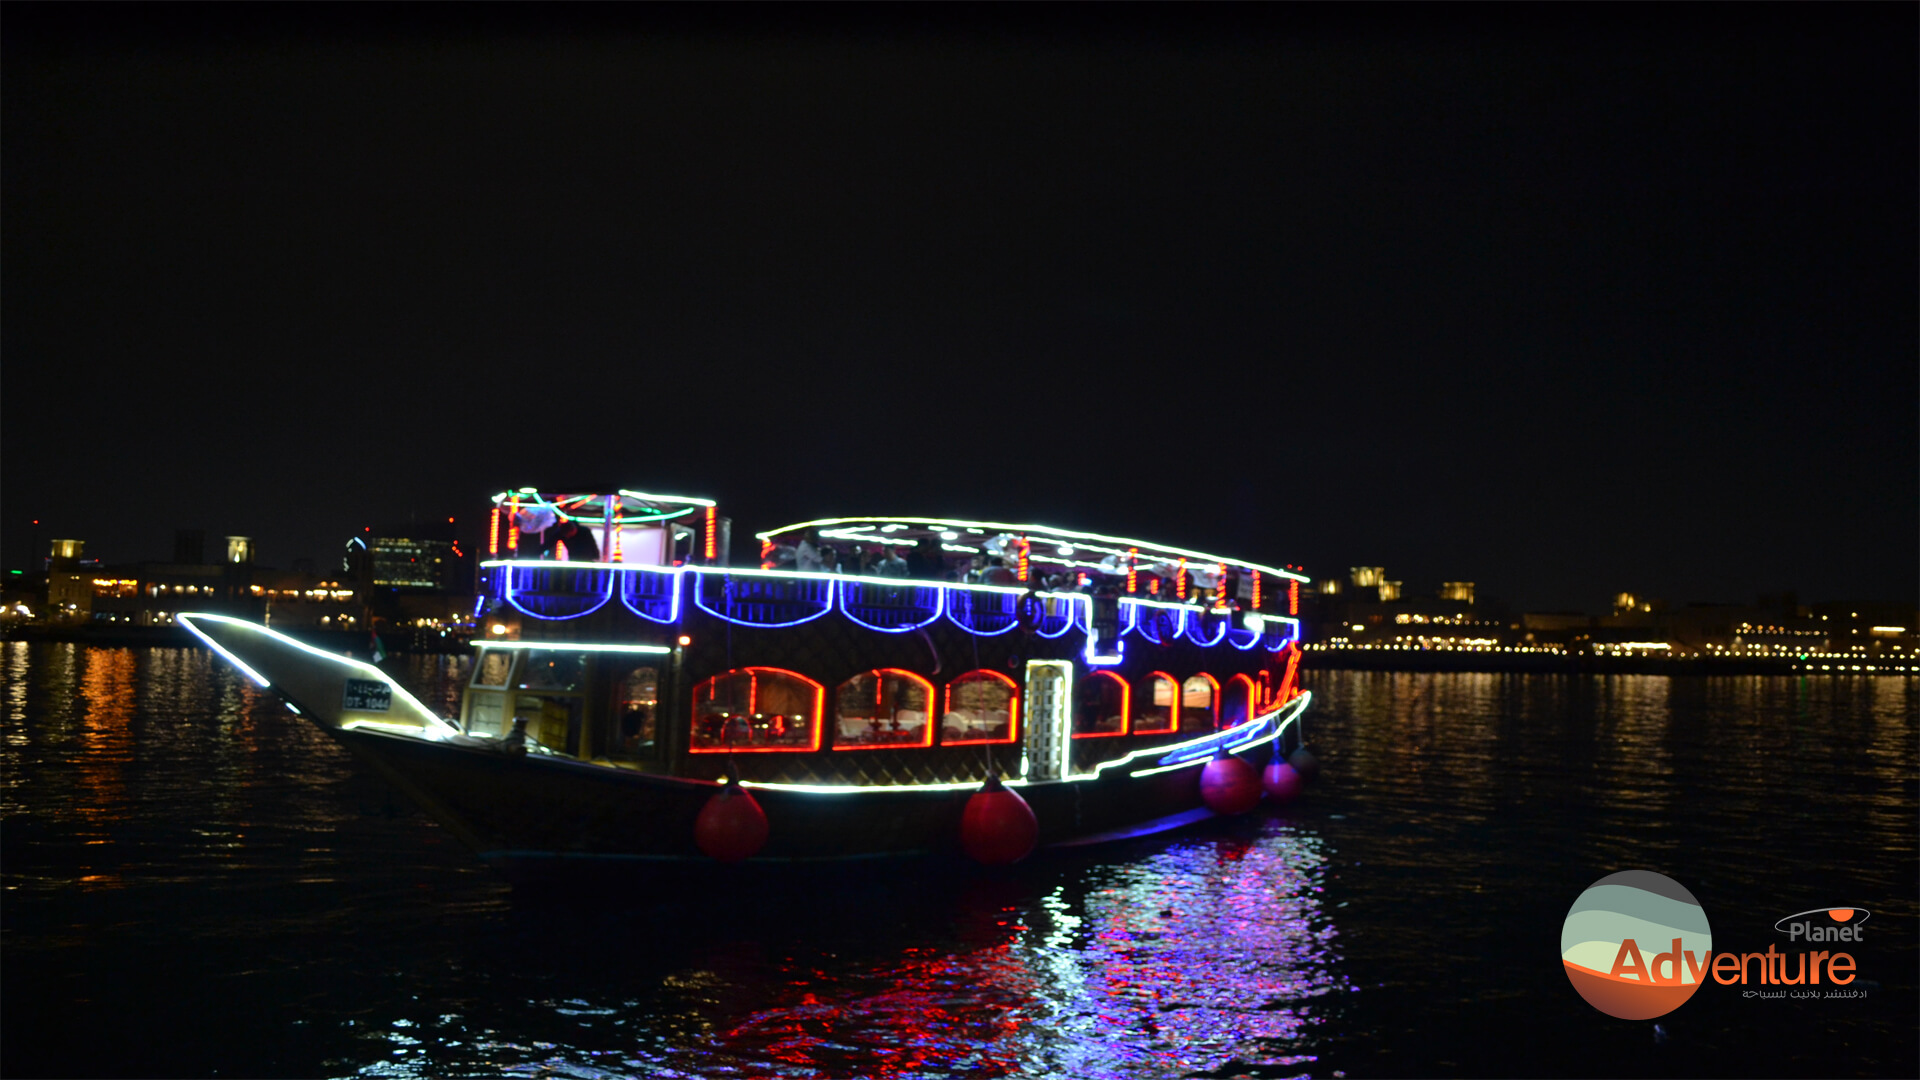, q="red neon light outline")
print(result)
[1251,570,1262,610]
[1214,563,1228,609]
[1175,557,1188,600]
[1017,536,1029,583]
[1223,673,1257,730]
[940,668,1020,746]
[1182,672,1220,730]
[1278,645,1302,703]
[687,666,826,753]
[506,497,519,552]
[832,668,937,750]
[1133,670,1180,734]
[1073,670,1130,739]
[1126,548,1138,594]
[488,507,500,556]
[705,506,717,562]
[1288,579,1299,616]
